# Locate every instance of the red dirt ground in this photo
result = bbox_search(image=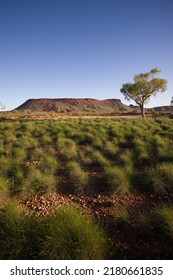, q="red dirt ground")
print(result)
[21,192,173,260]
